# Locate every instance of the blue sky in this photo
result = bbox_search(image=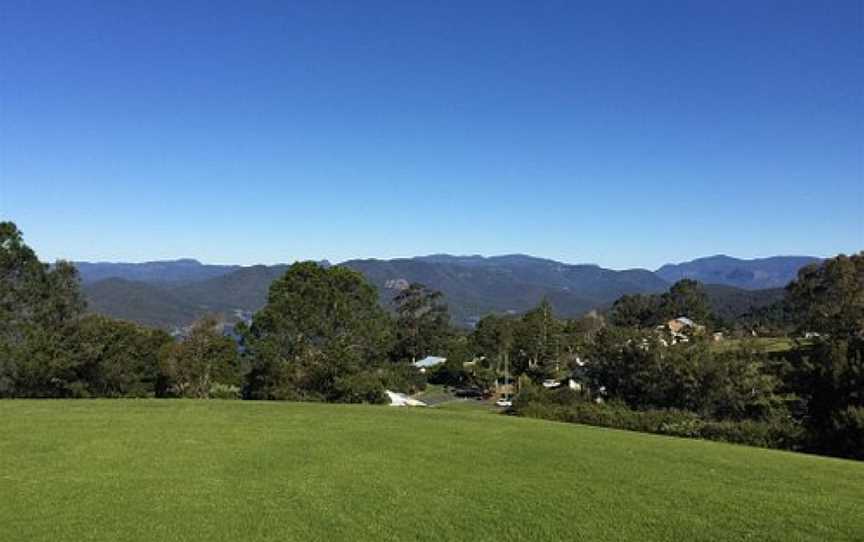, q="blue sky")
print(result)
[1,1,861,269]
